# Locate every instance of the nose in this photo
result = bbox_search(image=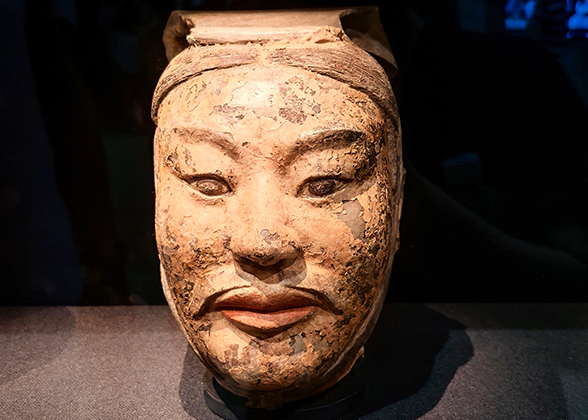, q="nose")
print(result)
[230,178,300,272]
[231,227,299,267]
